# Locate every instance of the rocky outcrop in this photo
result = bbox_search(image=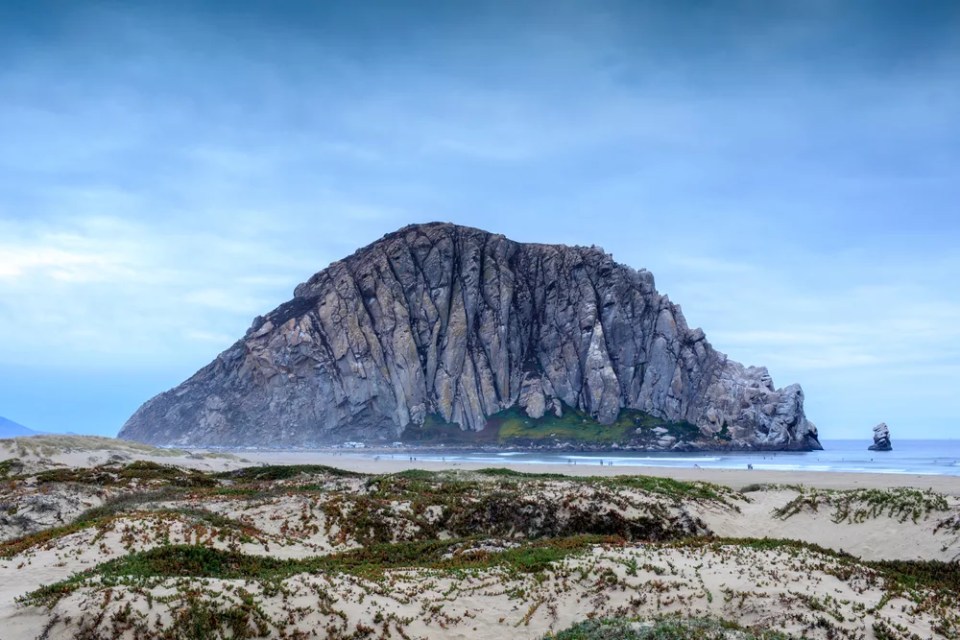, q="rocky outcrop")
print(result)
[119,222,820,450]
[869,423,892,451]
